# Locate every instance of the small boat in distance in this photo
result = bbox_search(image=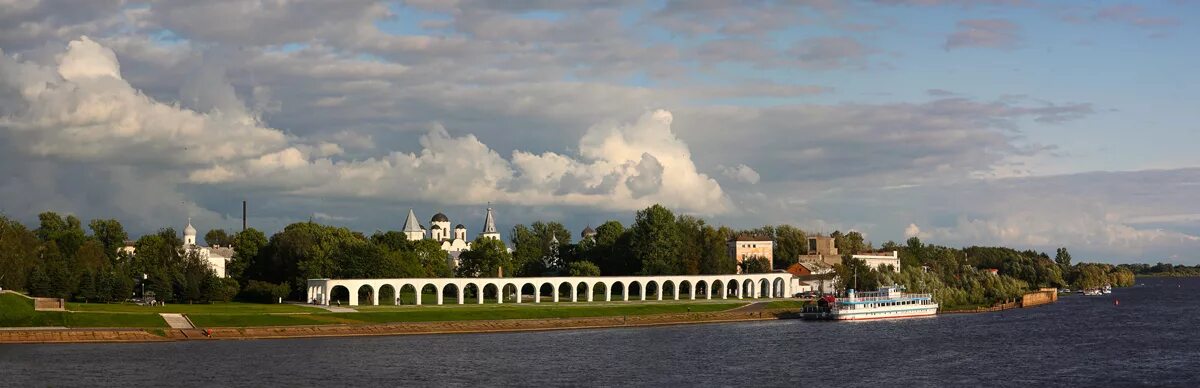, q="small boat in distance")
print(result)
[1083,289,1103,296]
[802,285,938,321]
